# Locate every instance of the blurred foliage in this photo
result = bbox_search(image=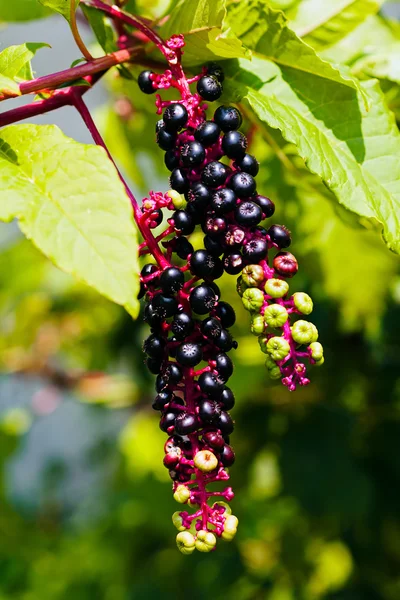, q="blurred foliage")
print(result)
[1,0,400,599]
